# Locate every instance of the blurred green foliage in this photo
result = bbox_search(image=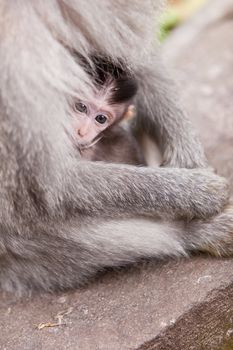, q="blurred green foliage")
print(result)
[159,0,208,41]
[159,10,181,41]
